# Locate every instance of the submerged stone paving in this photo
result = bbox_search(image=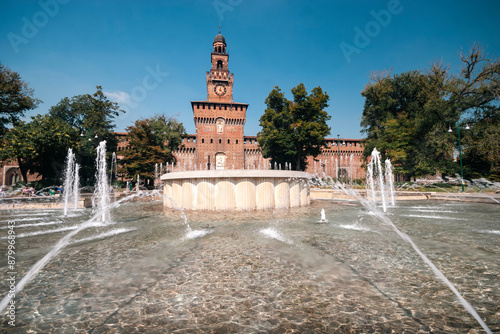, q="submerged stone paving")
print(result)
[0,201,498,333]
